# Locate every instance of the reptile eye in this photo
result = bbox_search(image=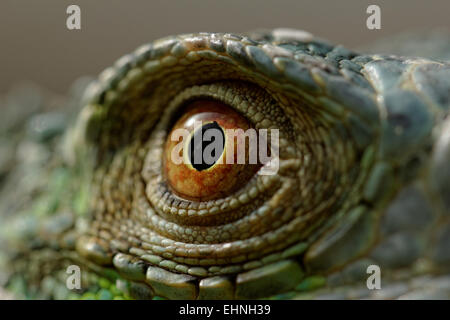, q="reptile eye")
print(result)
[164,100,260,201]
